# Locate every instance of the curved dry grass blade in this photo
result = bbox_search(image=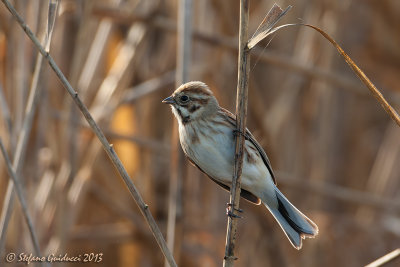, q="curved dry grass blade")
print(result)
[302,23,400,127]
[249,22,400,127]
[45,0,59,51]
[248,4,291,50]
[91,6,400,105]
